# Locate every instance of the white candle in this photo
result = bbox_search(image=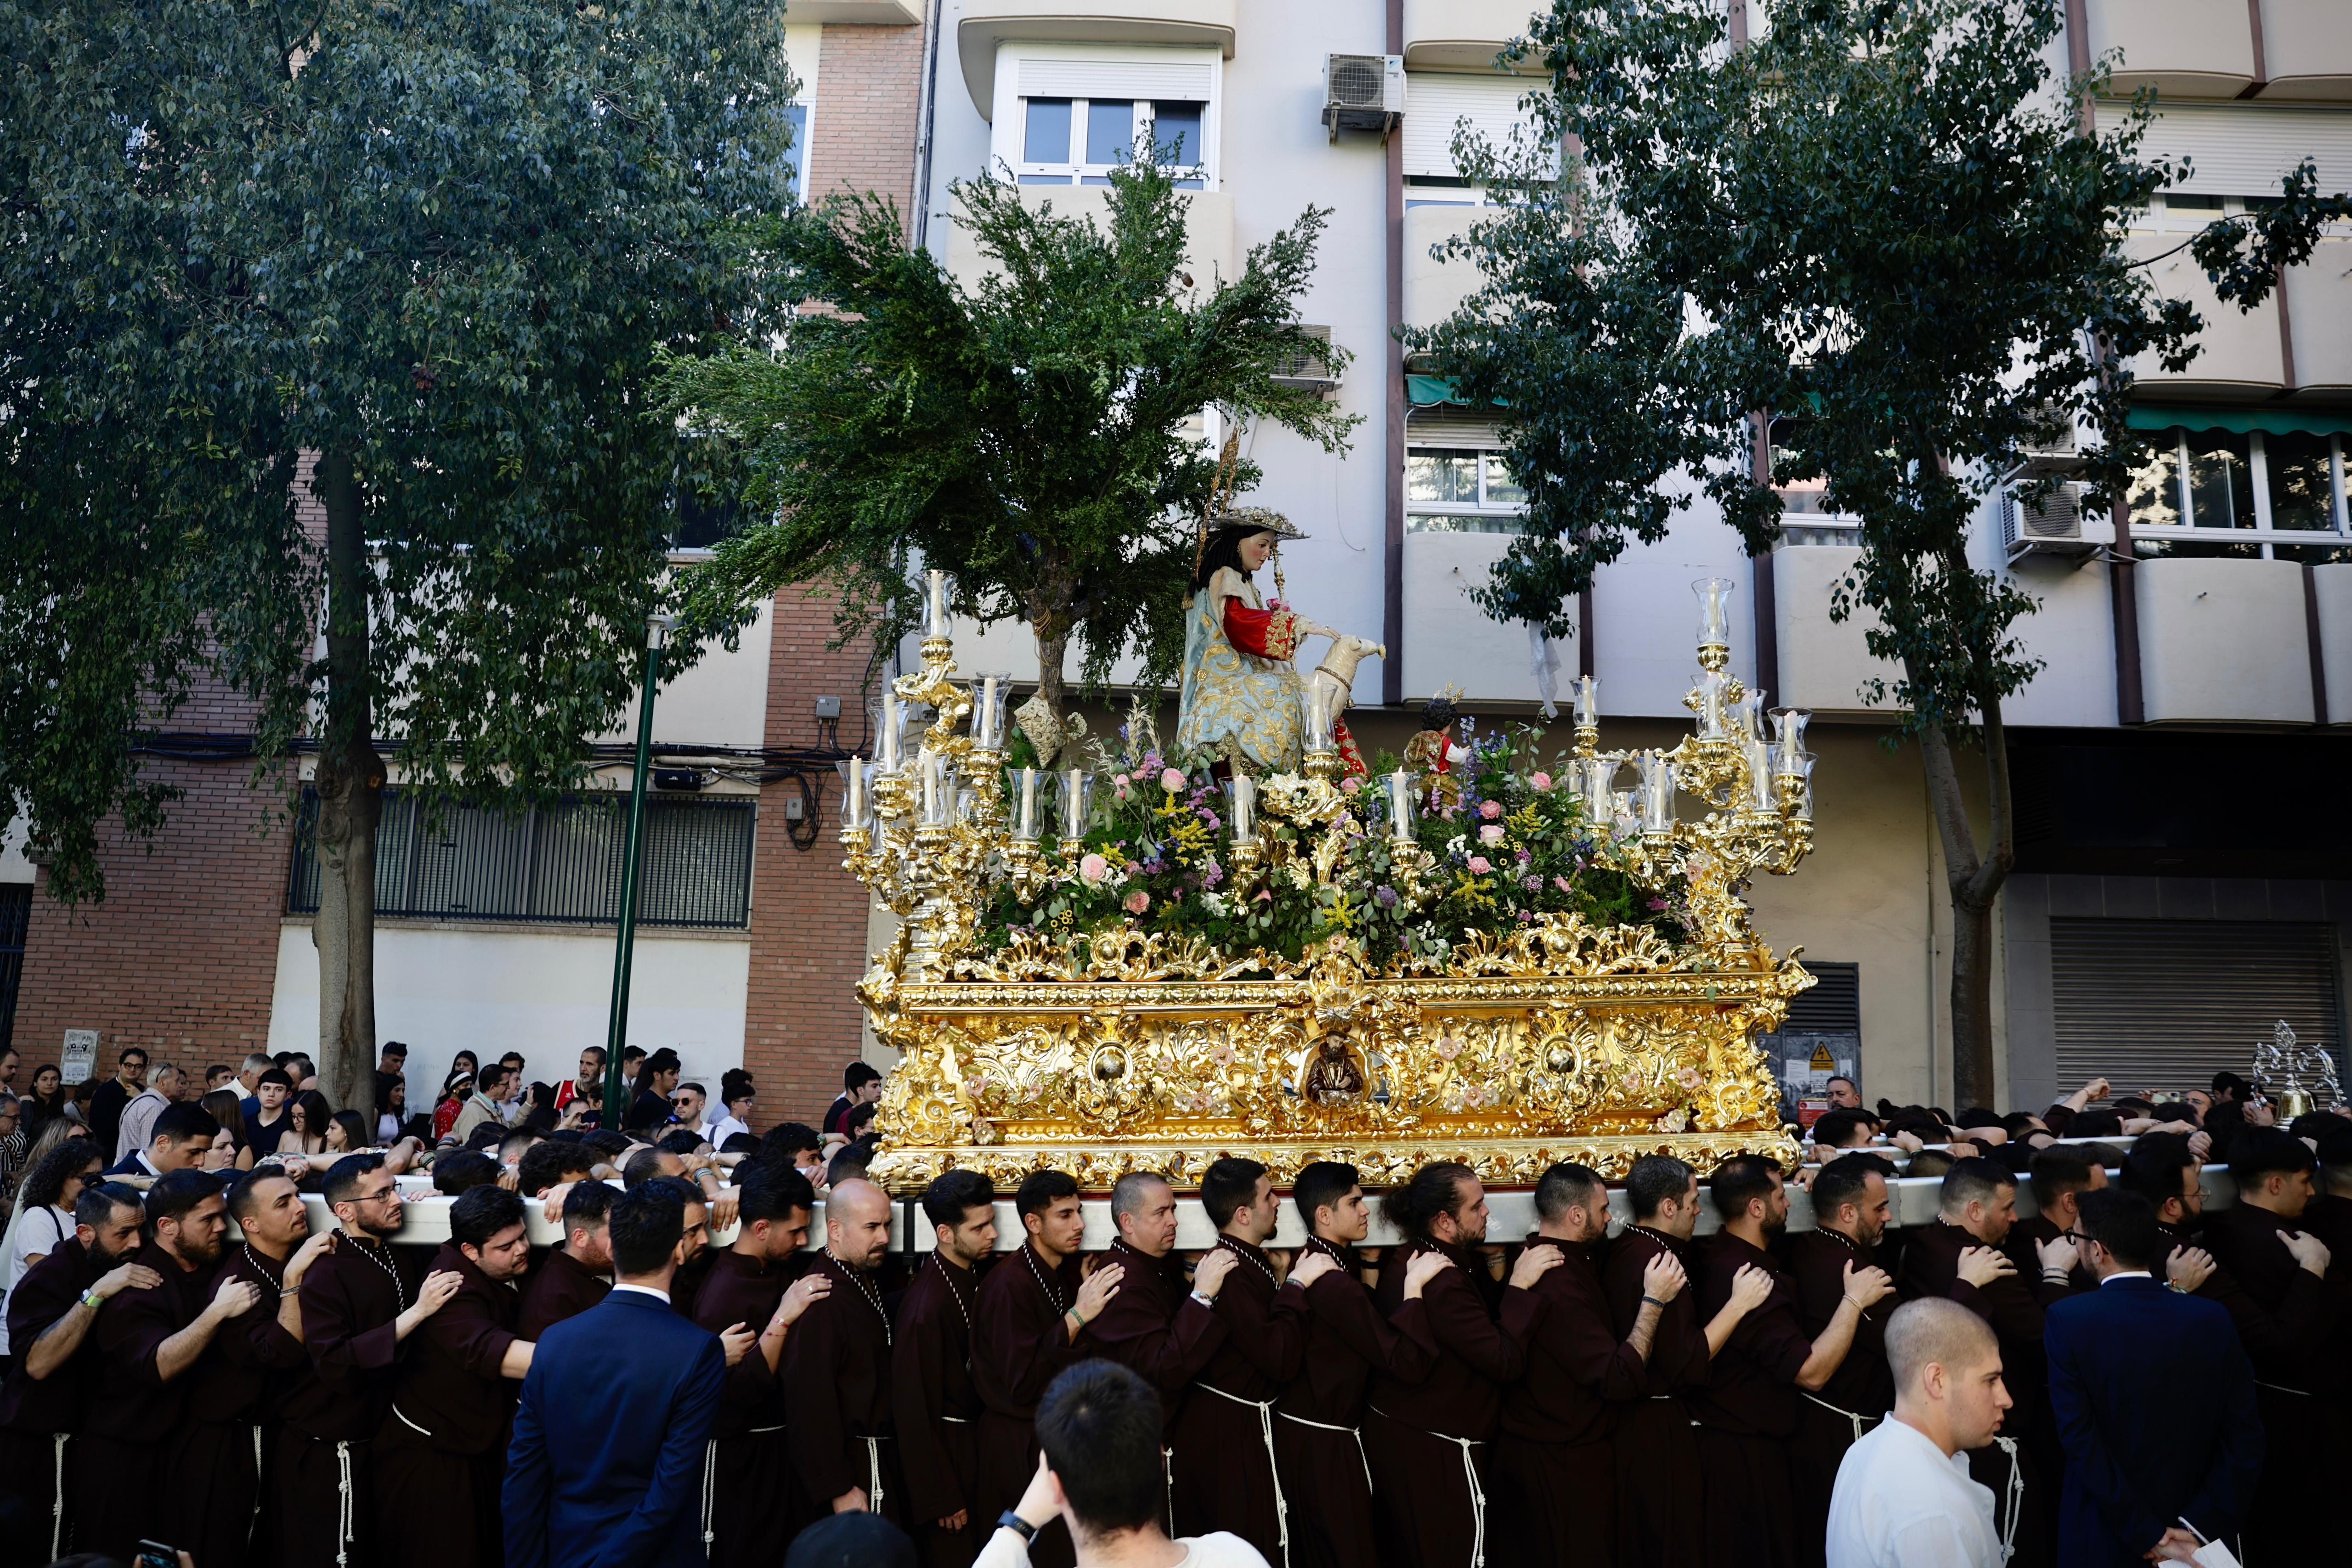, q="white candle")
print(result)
[1389,768,1413,840]
[1018,767,1038,840]
[978,676,999,747]
[1063,767,1086,838]
[846,759,865,827]
[1639,751,1674,833]
[1745,738,1776,812]
[927,569,948,637]
[1232,775,1255,841]
[921,752,939,822]
[879,693,899,773]
[1698,671,1726,739]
